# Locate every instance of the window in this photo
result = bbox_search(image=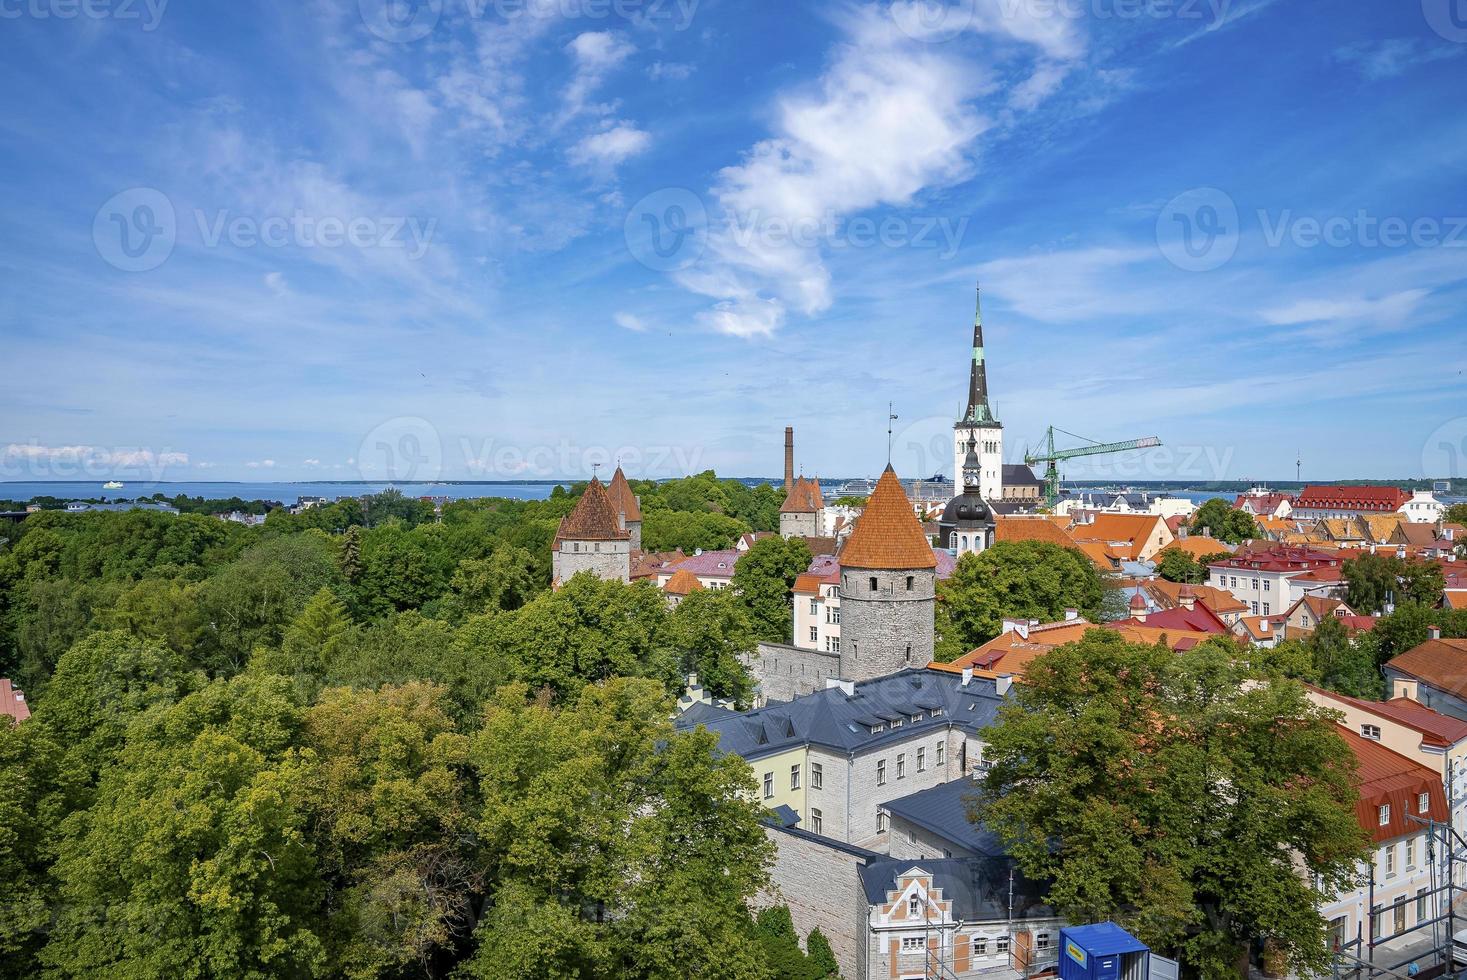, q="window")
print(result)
[869,576,878,592]
[1264,579,1270,592]
[936,741,945,766]
[1252,601,1259,614]
[917,747,926,772]
[1379,804,1391,825]
[908,896,920,917]
[1406,838,1415,870]
[1328,916,1347,950]
[809,599,818,616]
[900,936,923,953]
[1418,888,1429,921]
[973,936,989,956]
[911,712,923,722]
[1371,904,1383,941]
[1385,844,1397,878]
[871,724,884,735]
[790,765,800,790]
[890,717,903,729]
[897,754,906,779]
[763,772,773,799]
[826,636,838,652]
[1262,603,1270,615]
[996,936,1010,954]
[906,575,914,591]
[877,810,888,832]
[1252,578,1260,589]
[877,760,887,785]
[1362,724,1381,740]
[904,644,912,664]
[1230,576,1237,588]
[1420,792,1430,813]
[930,706,943,717]
[810,807,823,835]
[811,762,823,790]
[1036,933,1051,952]
[809,627,818,643]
